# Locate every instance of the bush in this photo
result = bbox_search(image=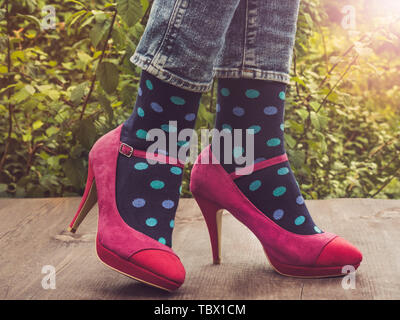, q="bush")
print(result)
[0,0,399,199]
